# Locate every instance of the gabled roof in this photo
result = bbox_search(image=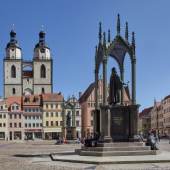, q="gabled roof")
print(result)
[139,107,153,119]
[6,96,22,107]
[79,82,95,103]
[164,95,170,100]
[42,93,63,102]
